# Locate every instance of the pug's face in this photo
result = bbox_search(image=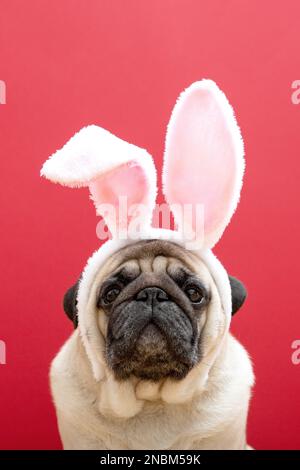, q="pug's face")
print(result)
[64,240,246,382]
